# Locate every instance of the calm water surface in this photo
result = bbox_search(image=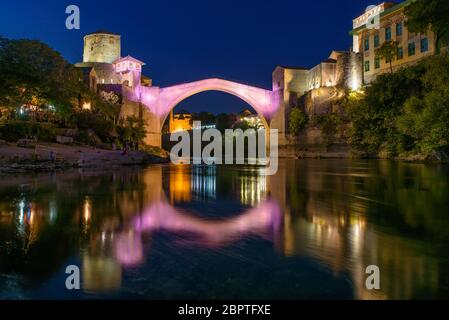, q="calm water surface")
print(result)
[0,160,448,299]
